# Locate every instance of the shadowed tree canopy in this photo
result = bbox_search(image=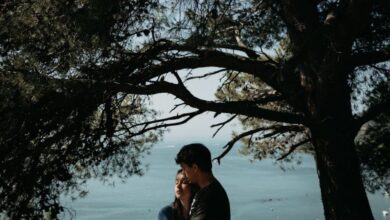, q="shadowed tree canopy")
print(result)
[0,0,389,219]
